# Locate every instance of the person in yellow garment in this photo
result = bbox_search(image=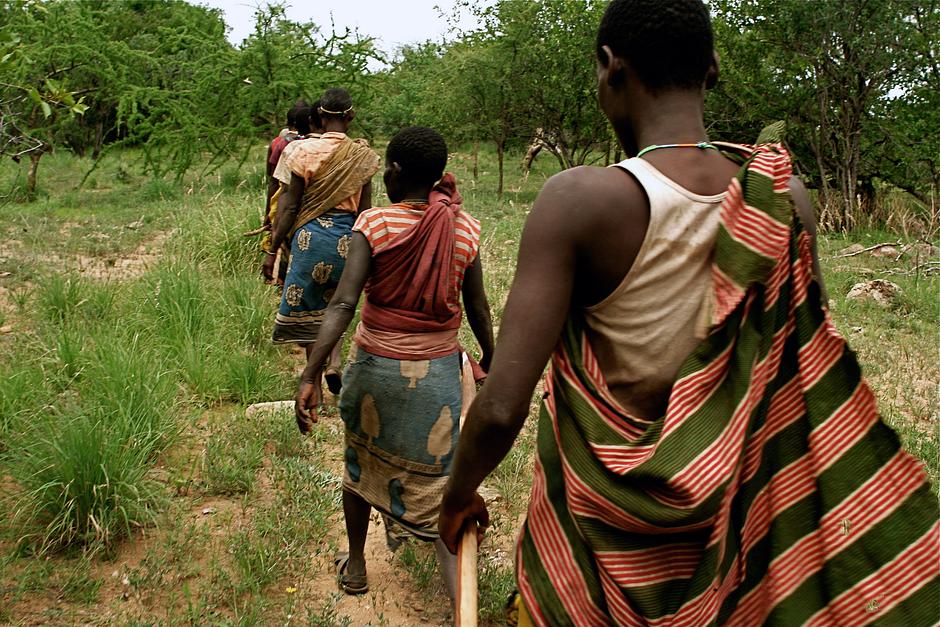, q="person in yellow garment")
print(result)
[256,100,324,284]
